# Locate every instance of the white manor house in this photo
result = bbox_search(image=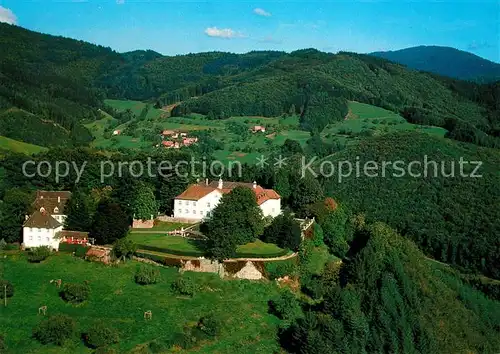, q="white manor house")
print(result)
[174,179,281,221]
